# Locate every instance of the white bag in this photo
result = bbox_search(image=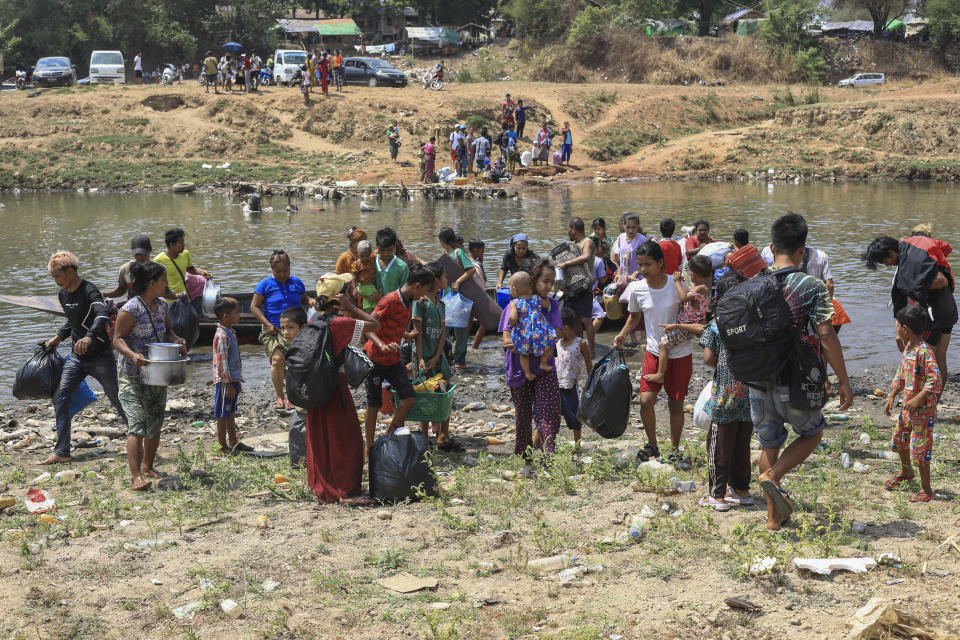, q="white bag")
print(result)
[693,382,713,430]
[698,242,732,269]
